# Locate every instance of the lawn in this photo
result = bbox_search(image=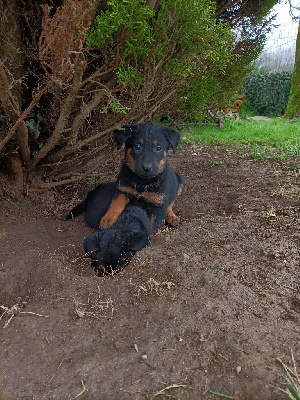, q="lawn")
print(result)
[182,117,300,159]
